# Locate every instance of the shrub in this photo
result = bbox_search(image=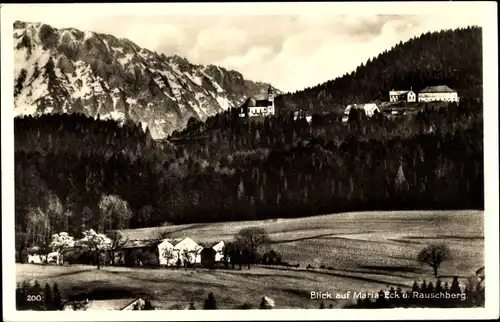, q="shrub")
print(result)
[237,302,253,309]
[319,264,326,269]
[259,296,275,309]
[306,264,313,269]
